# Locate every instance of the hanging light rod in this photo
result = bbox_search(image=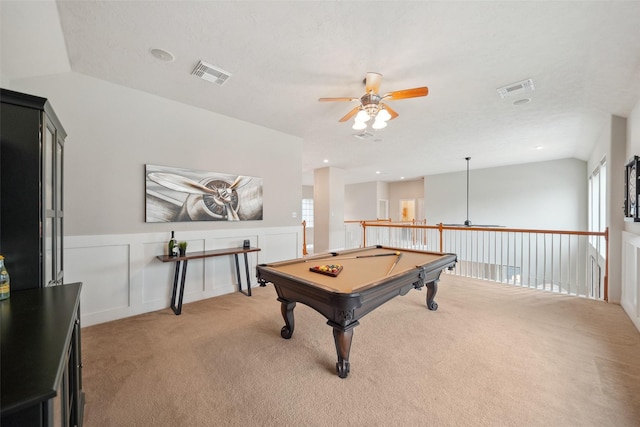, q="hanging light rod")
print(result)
[464,156,471,226]
[444,156,504,228]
